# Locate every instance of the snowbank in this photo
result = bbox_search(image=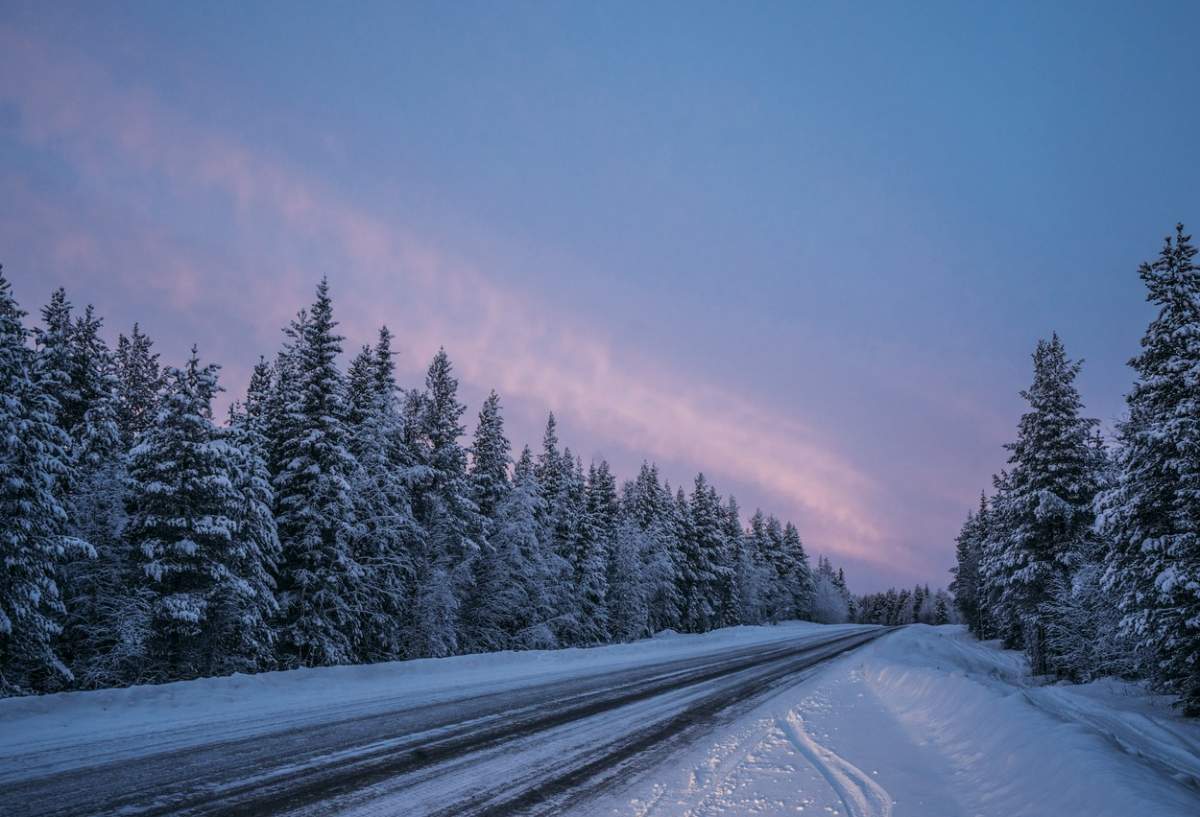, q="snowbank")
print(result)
[853,625,1200,815]
[584,624,1200,817]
